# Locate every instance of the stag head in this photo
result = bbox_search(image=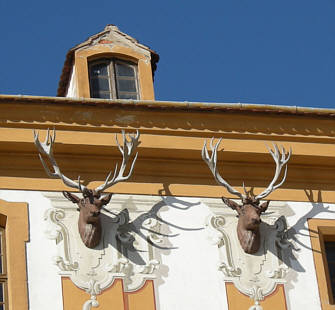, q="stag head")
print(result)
[202,139,291,254]
[34,129,140,248]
